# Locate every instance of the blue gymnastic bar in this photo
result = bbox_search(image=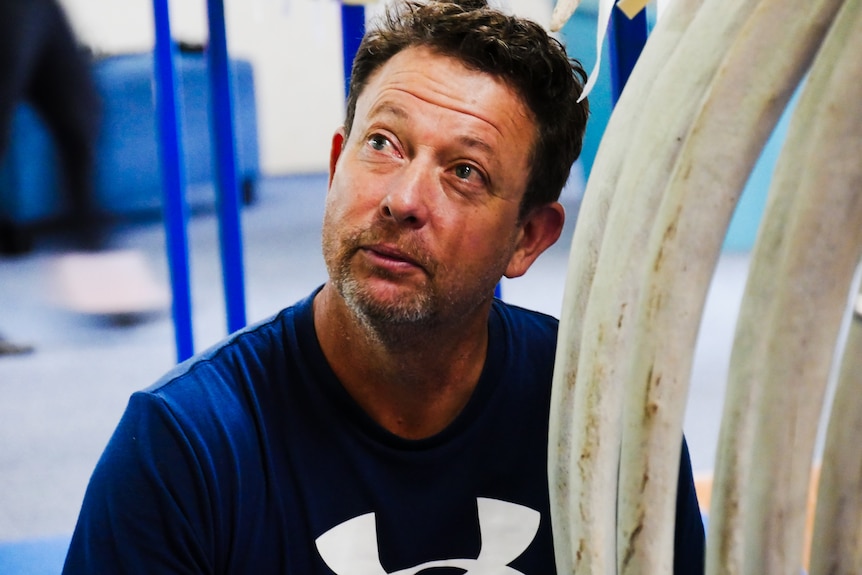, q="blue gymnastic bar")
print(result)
[152,0,195,362]
[206,0,247,334]
[341,3,365,98]
[607,5,649,103]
